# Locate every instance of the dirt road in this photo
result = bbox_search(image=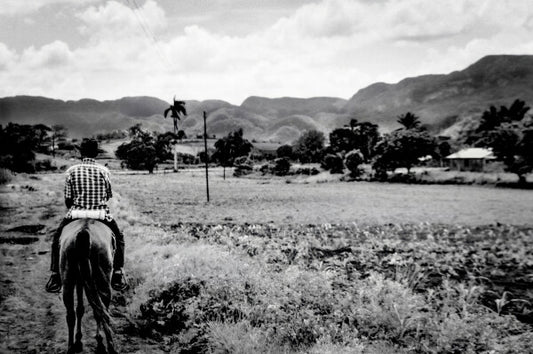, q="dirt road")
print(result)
[0,175,161,353]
